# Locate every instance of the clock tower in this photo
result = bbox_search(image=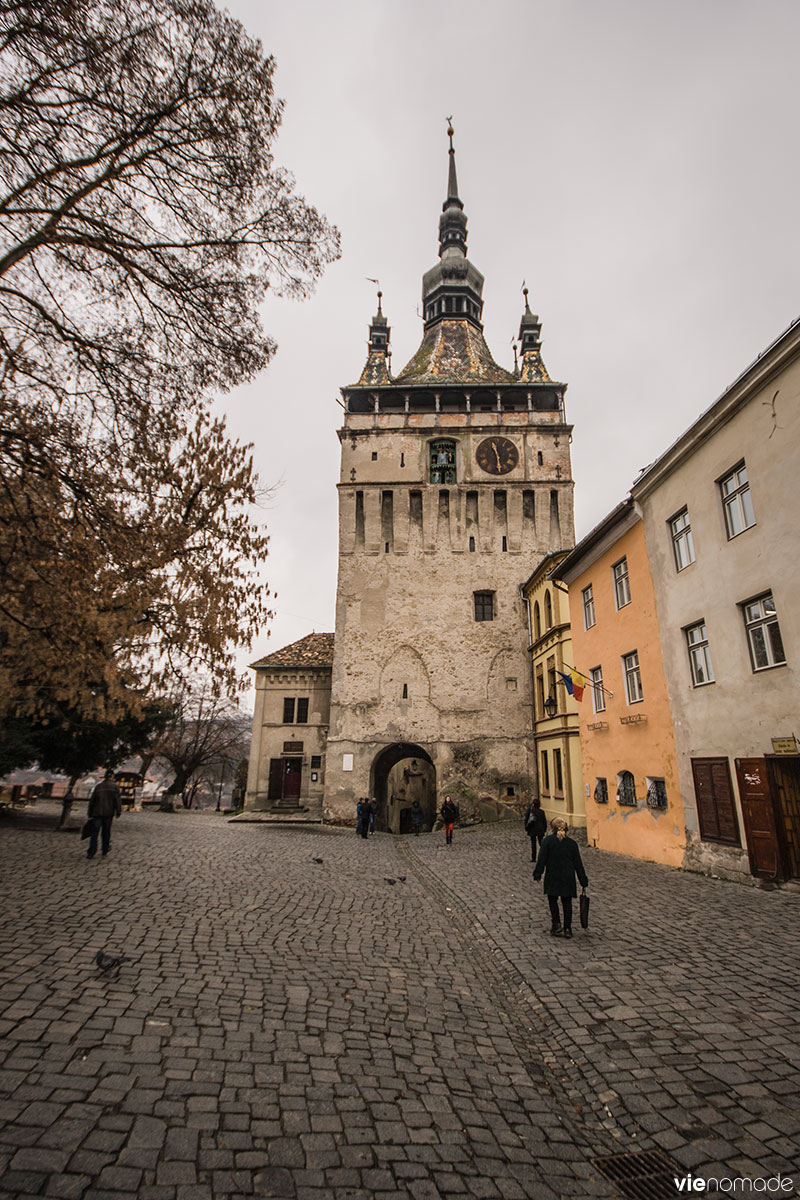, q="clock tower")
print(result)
[324,128,574,830]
